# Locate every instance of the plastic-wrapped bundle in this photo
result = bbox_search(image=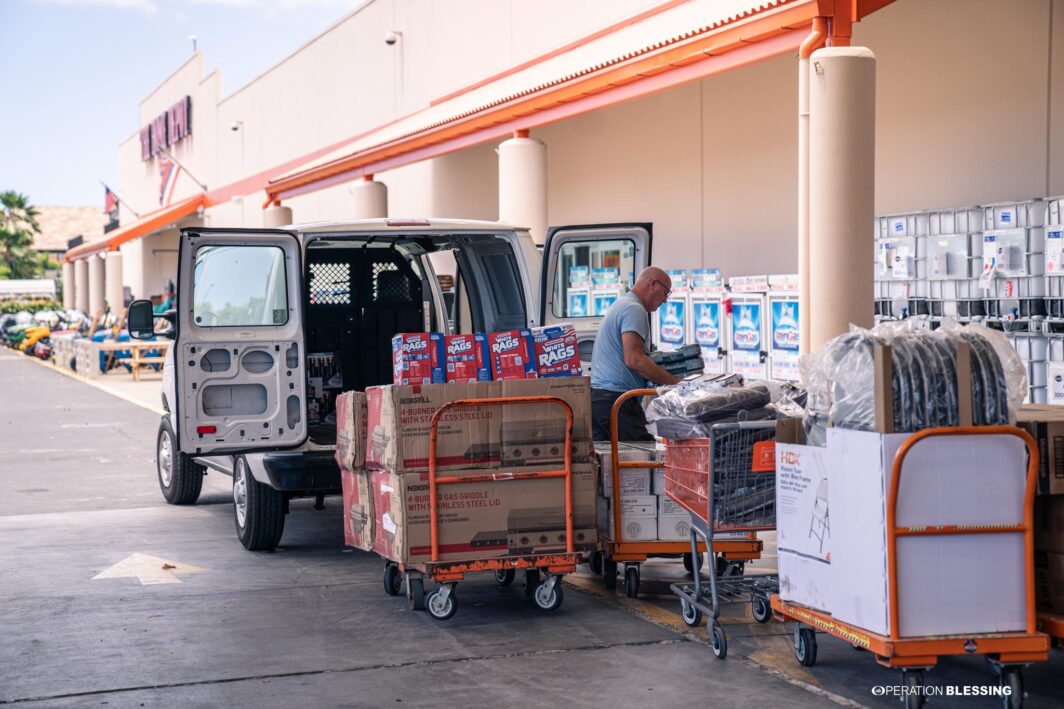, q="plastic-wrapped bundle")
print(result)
[649,406,776,440]
[647,382,772,423]
[801,321,1025,444]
